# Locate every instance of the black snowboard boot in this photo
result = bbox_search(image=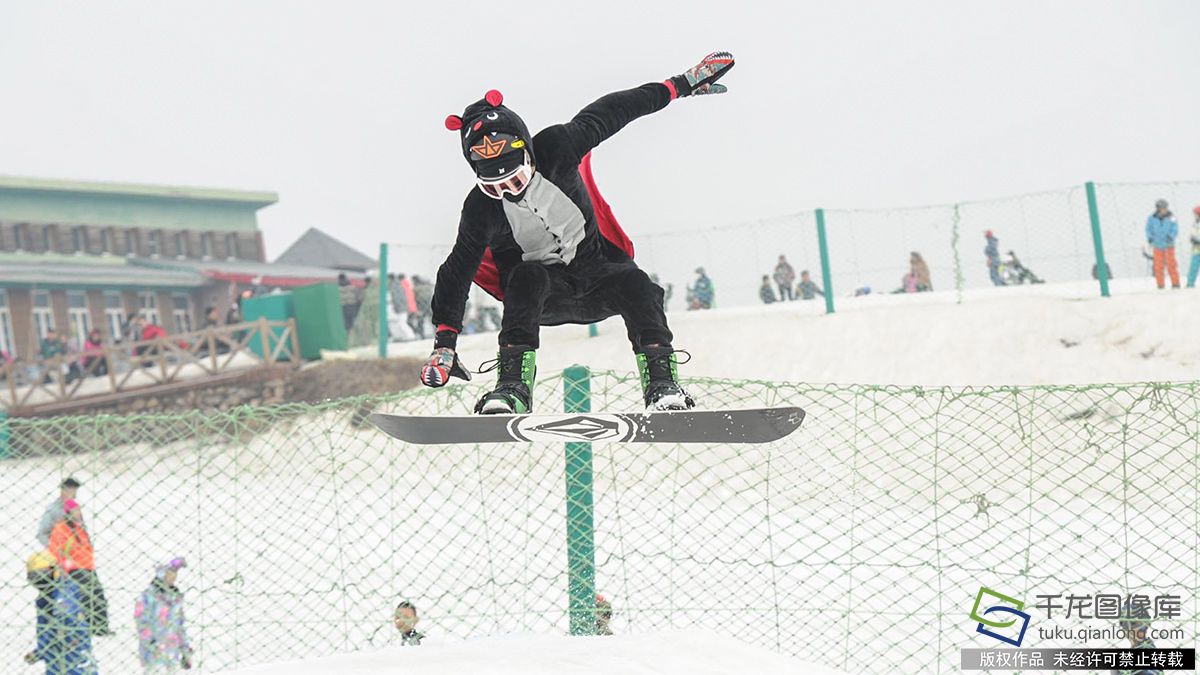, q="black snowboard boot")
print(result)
[474,346,537,414]
[636,346,695,411]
